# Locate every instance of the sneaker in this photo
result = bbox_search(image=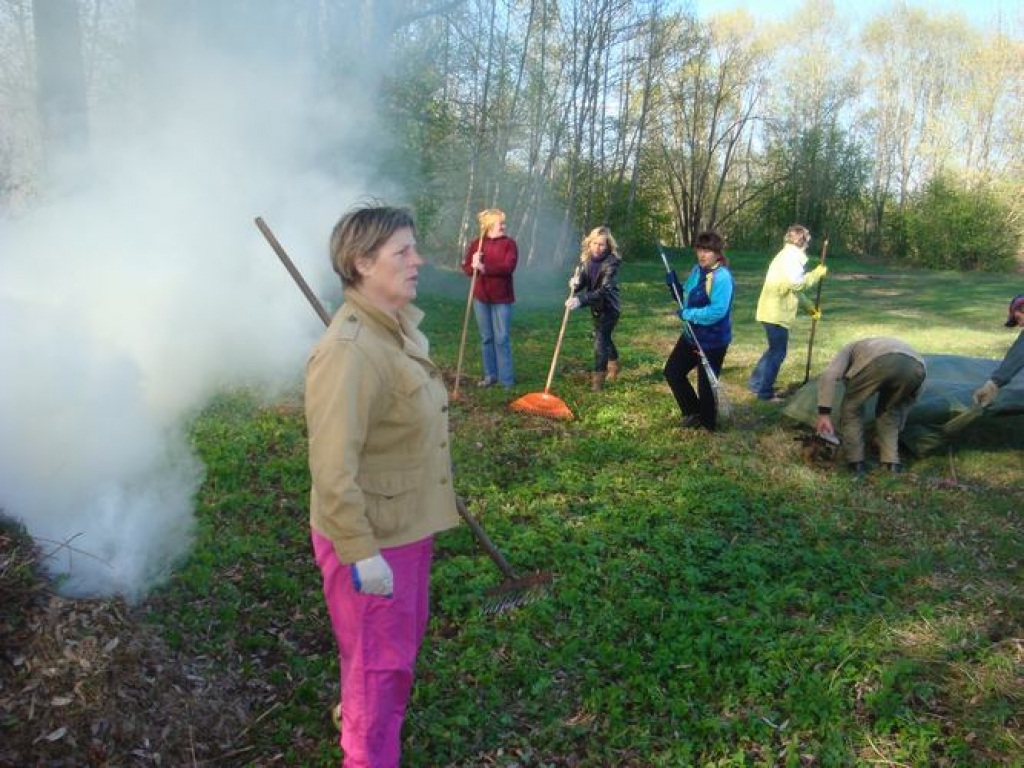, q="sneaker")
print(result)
[759,393,786,404]
[331,703,341,731]
[680,414,701,429]
[847,461,866,476]
[880,462,905,473]
[477,376,496,388]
